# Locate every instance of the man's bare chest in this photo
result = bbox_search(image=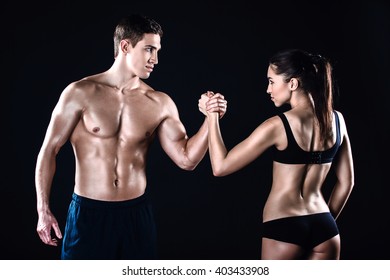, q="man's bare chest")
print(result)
[80,100,162,140]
